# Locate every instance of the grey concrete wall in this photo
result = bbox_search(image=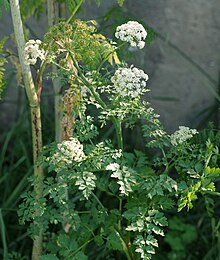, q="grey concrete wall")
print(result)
[0,9,48,133]
[1,0,220,133]
[132,0,220,131]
